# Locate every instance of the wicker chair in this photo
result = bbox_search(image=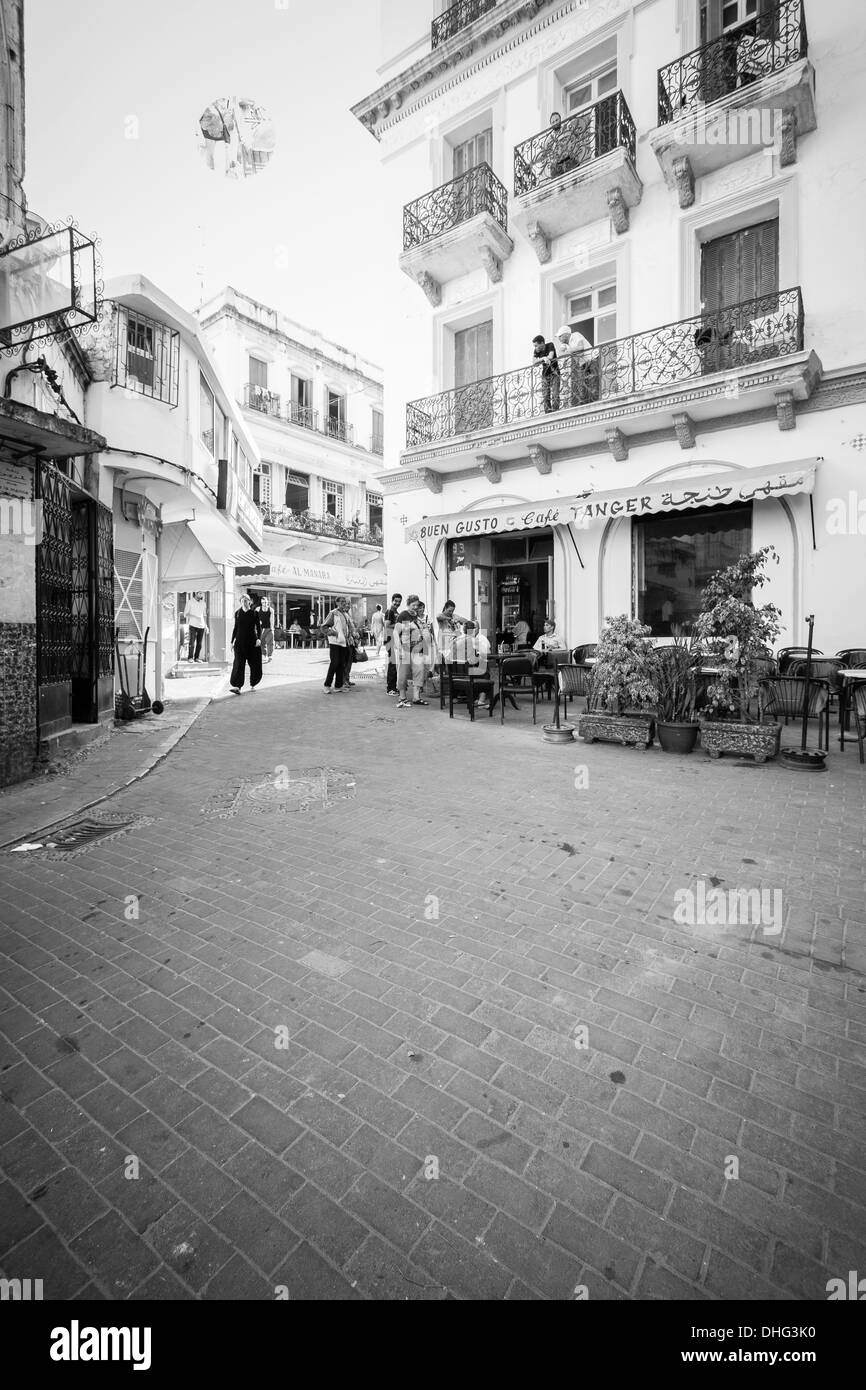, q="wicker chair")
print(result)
[837,649,866,668]
[777,646,823,675]
[853,684,866,765]
[555,663,593,724]
[442,658,494,721]
[497,656,536,724]
[572,643,598,663]
[760,676,831,751]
